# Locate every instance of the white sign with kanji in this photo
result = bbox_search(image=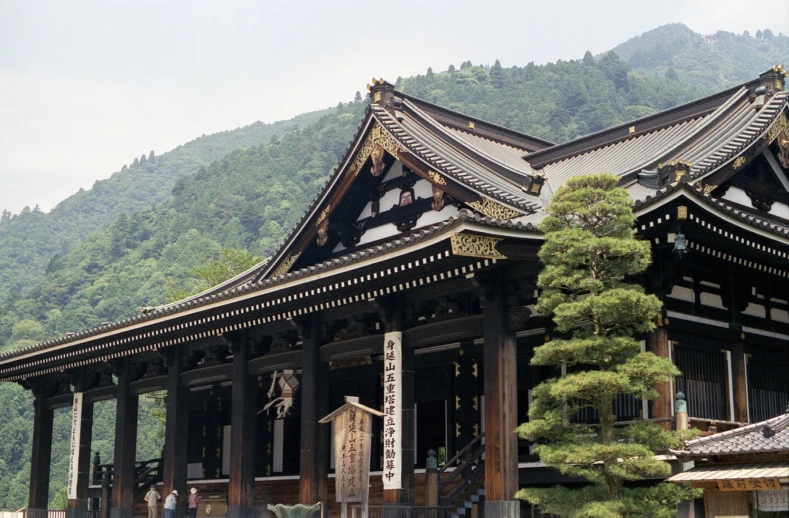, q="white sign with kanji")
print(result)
[382,331,402,490]
[67,392,83,499]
